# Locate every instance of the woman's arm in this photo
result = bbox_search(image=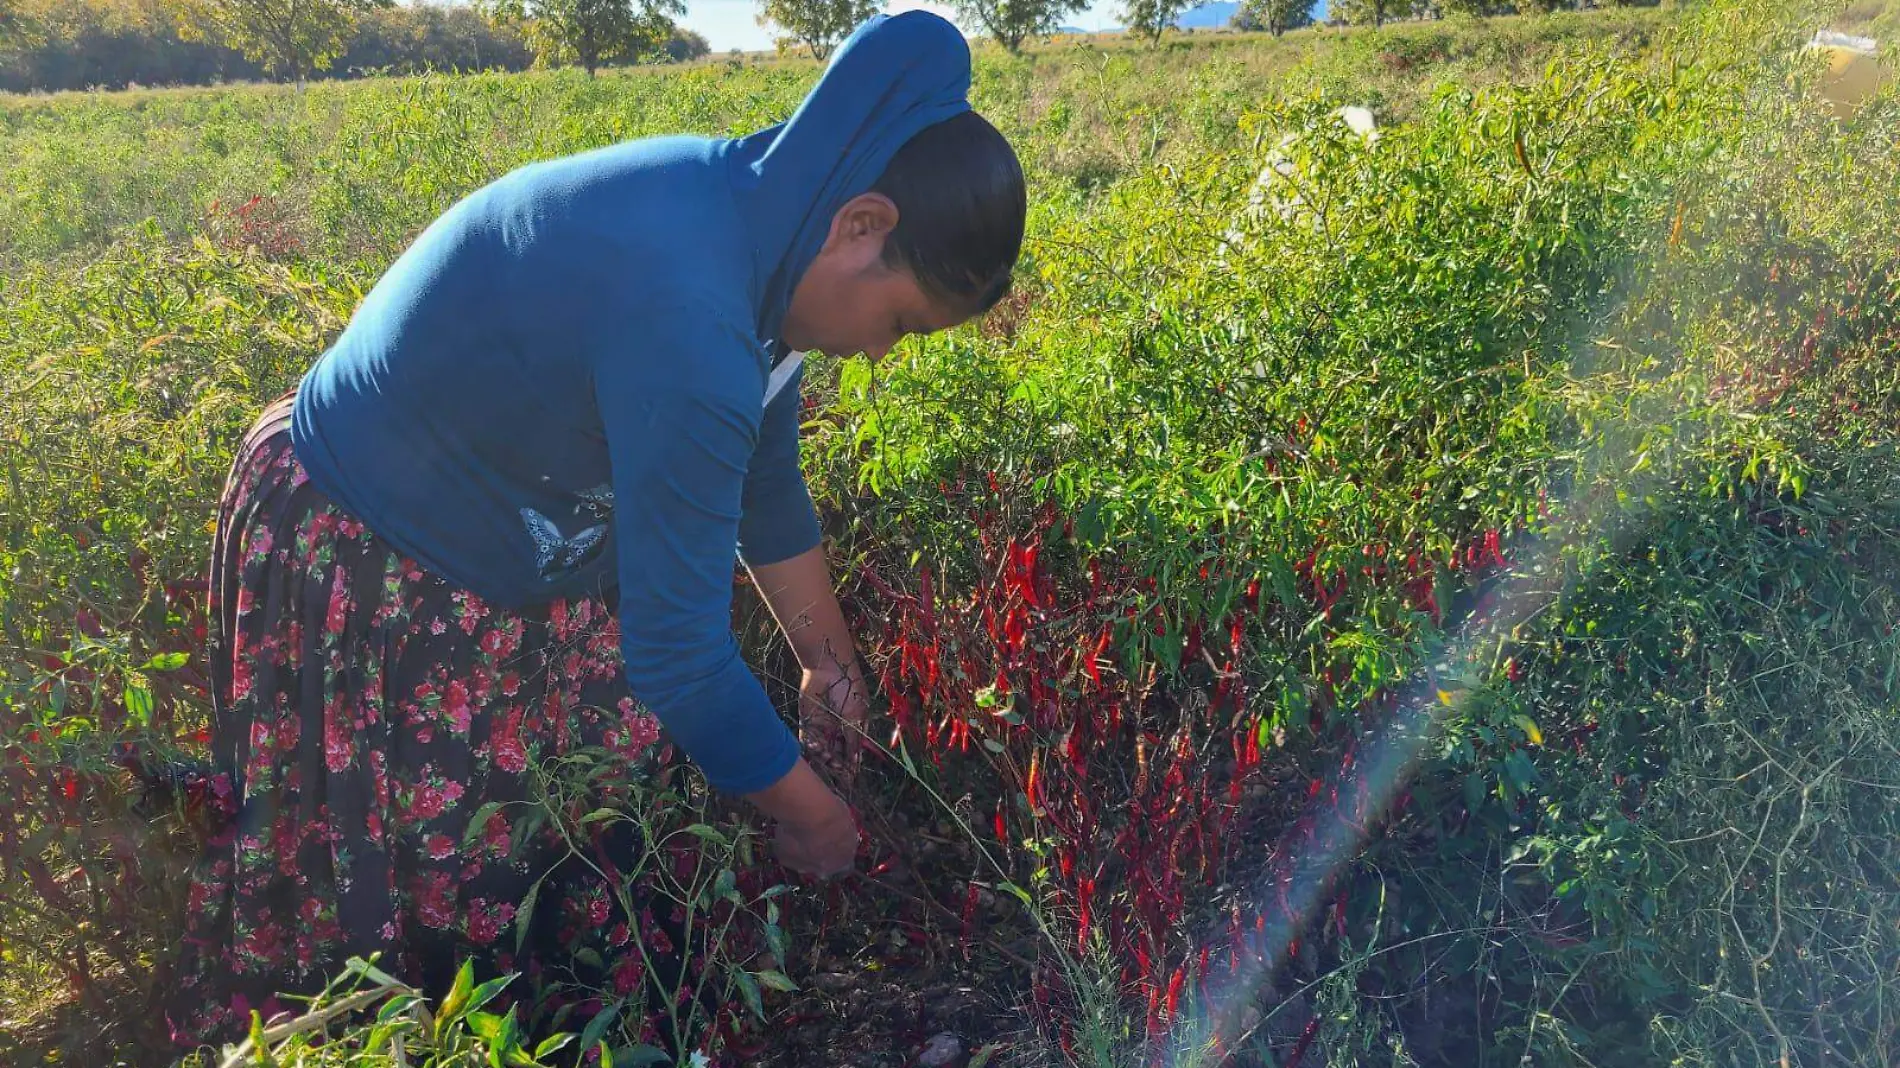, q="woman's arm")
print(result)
[748,544,871,788]
[593,310,855,876]
[749,543,858,678]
